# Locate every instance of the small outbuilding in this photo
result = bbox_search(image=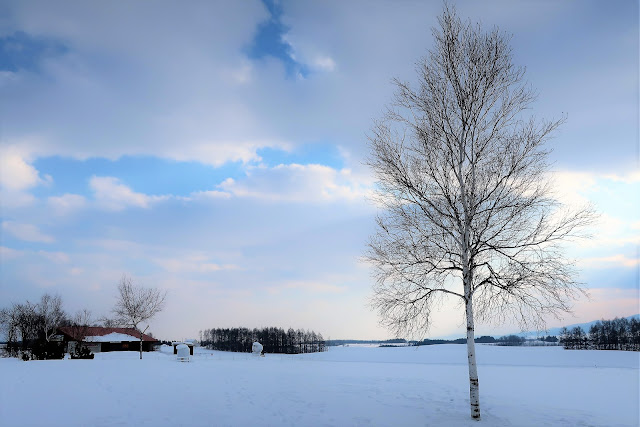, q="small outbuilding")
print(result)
[172,342,194,355]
